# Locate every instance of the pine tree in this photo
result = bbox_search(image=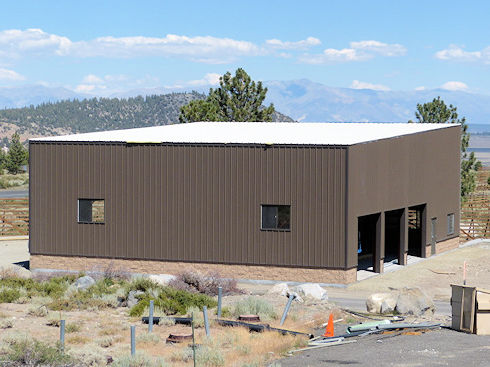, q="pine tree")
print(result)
[179,68,275,123]
[410,97,481,199]
[6,133,28,174]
